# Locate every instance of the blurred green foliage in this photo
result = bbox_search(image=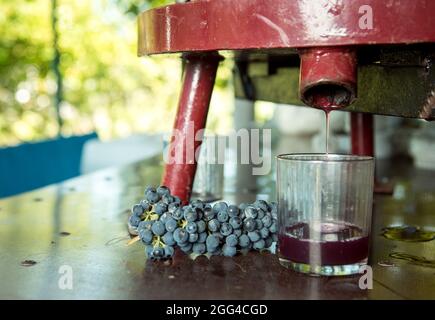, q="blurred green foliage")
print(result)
[115,0,171,16]
[0,0,234,146]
